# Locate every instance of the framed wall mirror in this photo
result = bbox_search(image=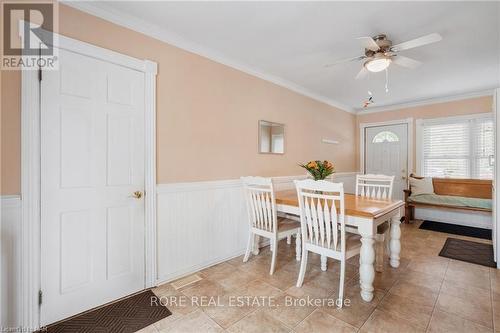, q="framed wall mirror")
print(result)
[259,120,285,154]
